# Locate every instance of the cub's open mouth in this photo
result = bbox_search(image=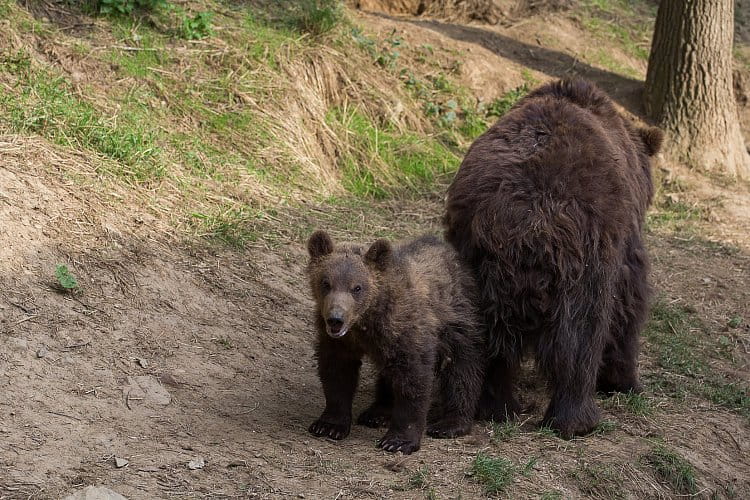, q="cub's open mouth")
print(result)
[327,325,348,338]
